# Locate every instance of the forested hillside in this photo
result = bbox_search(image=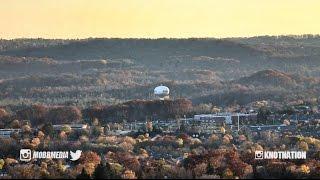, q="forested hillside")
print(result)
[0,36,320,108]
